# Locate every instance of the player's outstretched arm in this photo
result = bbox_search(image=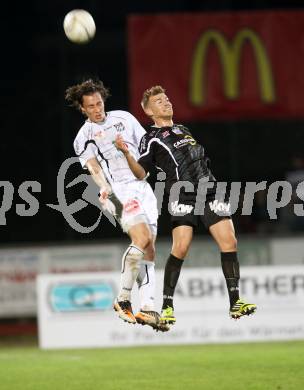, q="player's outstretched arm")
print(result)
[86,157,123,220]
[86,157,112,195]
[115,135,146,180]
